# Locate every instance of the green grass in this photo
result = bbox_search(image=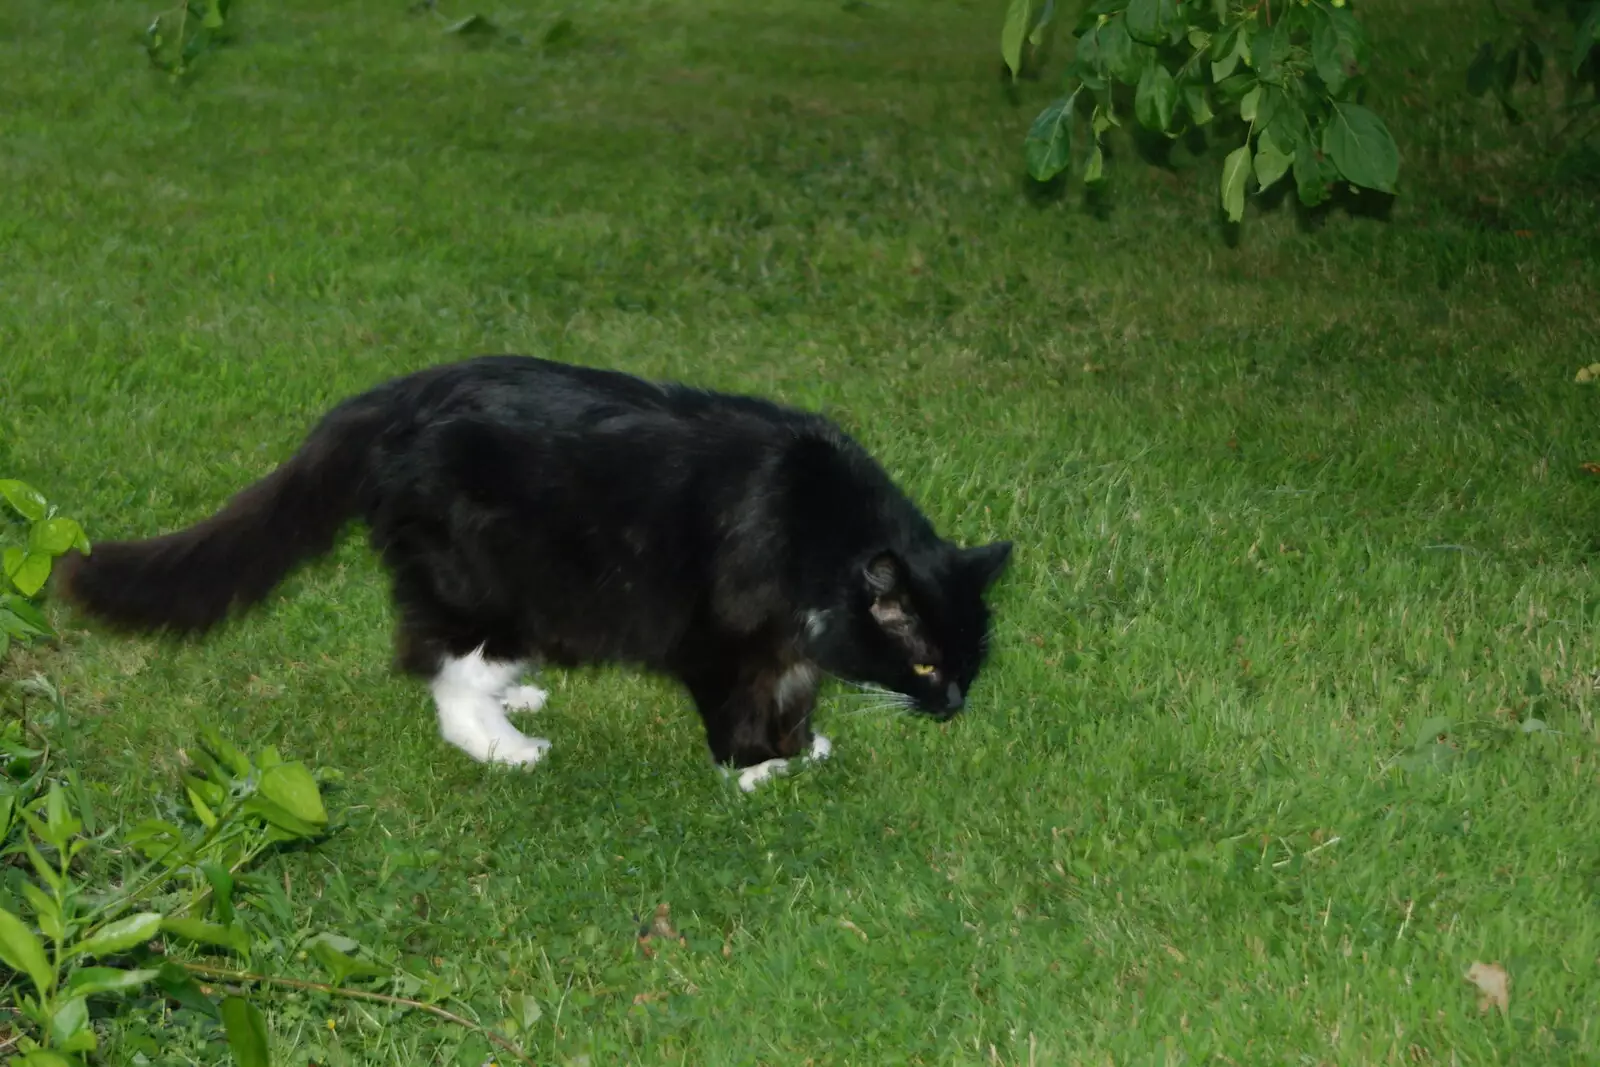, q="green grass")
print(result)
[4,0,1600,1062]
